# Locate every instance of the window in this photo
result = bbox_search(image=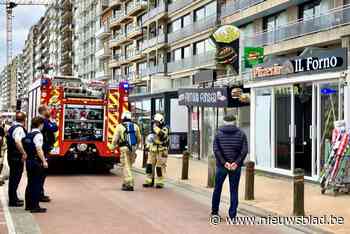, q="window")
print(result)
[174,48,182,61]
[168,18,182,33]
[171,77,191,88]
[195,1,216,21]
[183,46,191,58]
[138,62,147,73]
[194,39,215,55]
[300,1,321,19]
[263,11,287,31]
[183,14,192,28]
